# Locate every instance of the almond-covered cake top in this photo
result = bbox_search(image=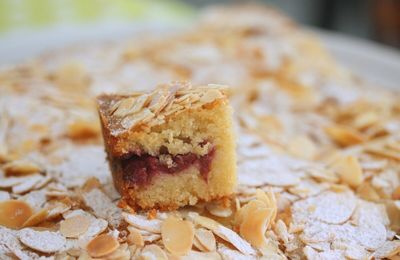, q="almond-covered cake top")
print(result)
[97,82,228,136]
